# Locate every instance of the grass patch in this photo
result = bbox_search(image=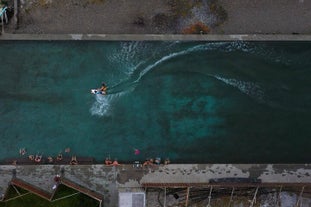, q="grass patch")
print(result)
[3,184,99,207]
[4,192,99,207]
[5,185,29,199]
[52,184,78,200]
